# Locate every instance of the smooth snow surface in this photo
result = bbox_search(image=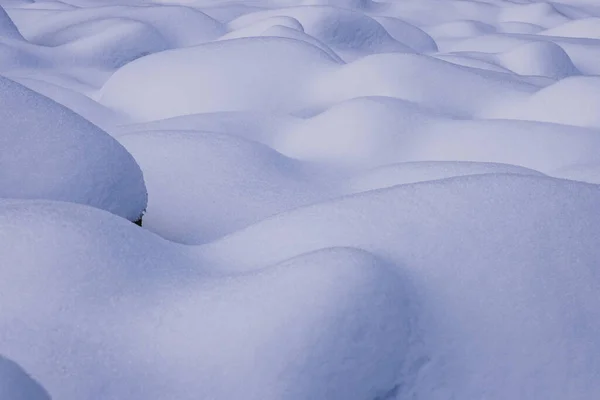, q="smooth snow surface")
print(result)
[2,0,600,399]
